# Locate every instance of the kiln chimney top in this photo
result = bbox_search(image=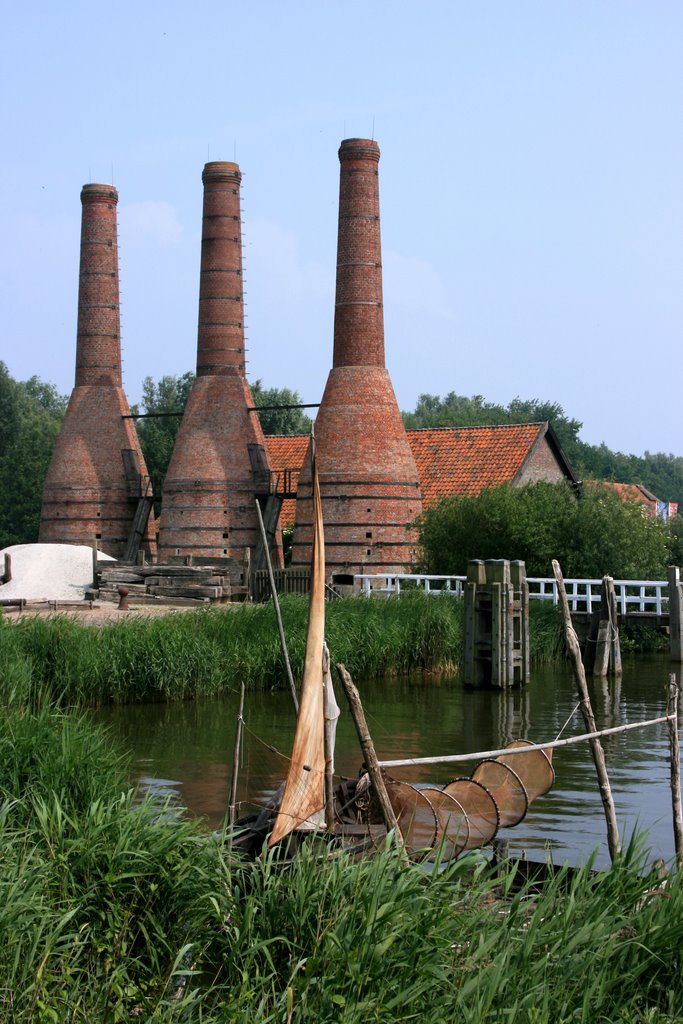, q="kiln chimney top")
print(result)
[80,183,118,204]
[202,161,241,182]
